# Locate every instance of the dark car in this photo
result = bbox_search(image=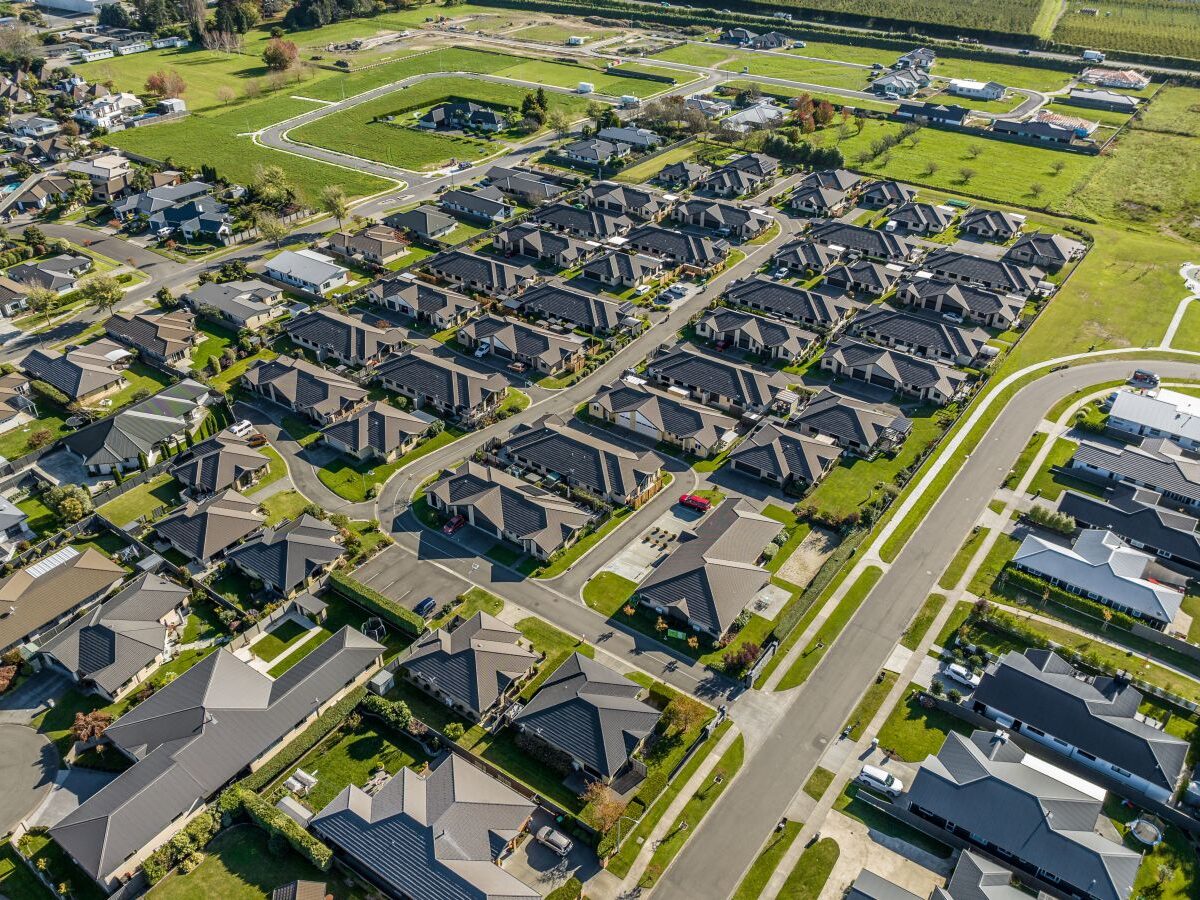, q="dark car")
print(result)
[414,596,437,618]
